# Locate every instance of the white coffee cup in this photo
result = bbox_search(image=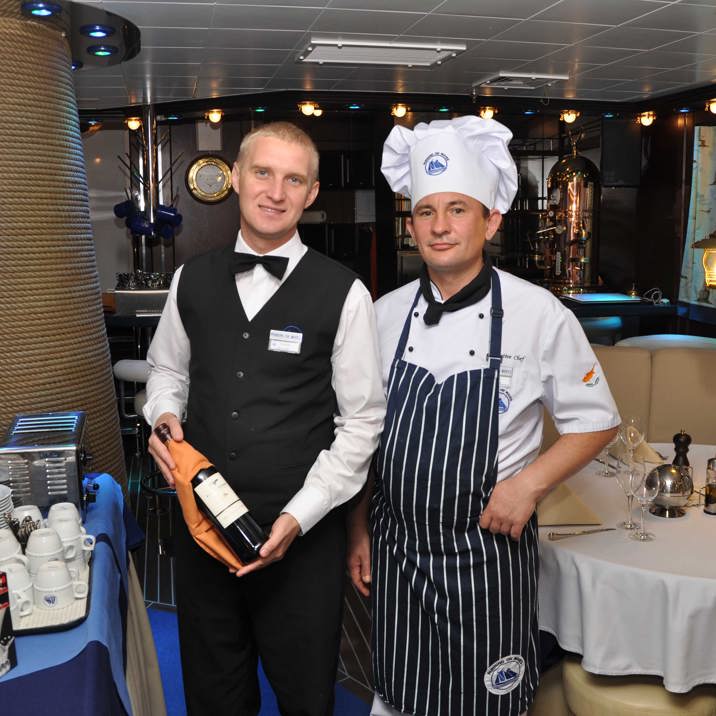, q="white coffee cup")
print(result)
[12,504,43,527]
[47,503,81,527]
[26,527,76,575]
[52,518,95,568]
[0,531,27,569]
[33,560,88,609]
[3,562,33,617]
